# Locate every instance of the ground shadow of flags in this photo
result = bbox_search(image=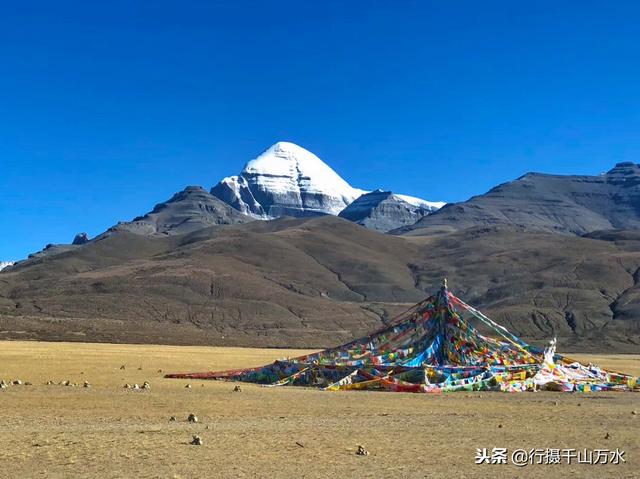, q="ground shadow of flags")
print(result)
[166,280,638,393]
